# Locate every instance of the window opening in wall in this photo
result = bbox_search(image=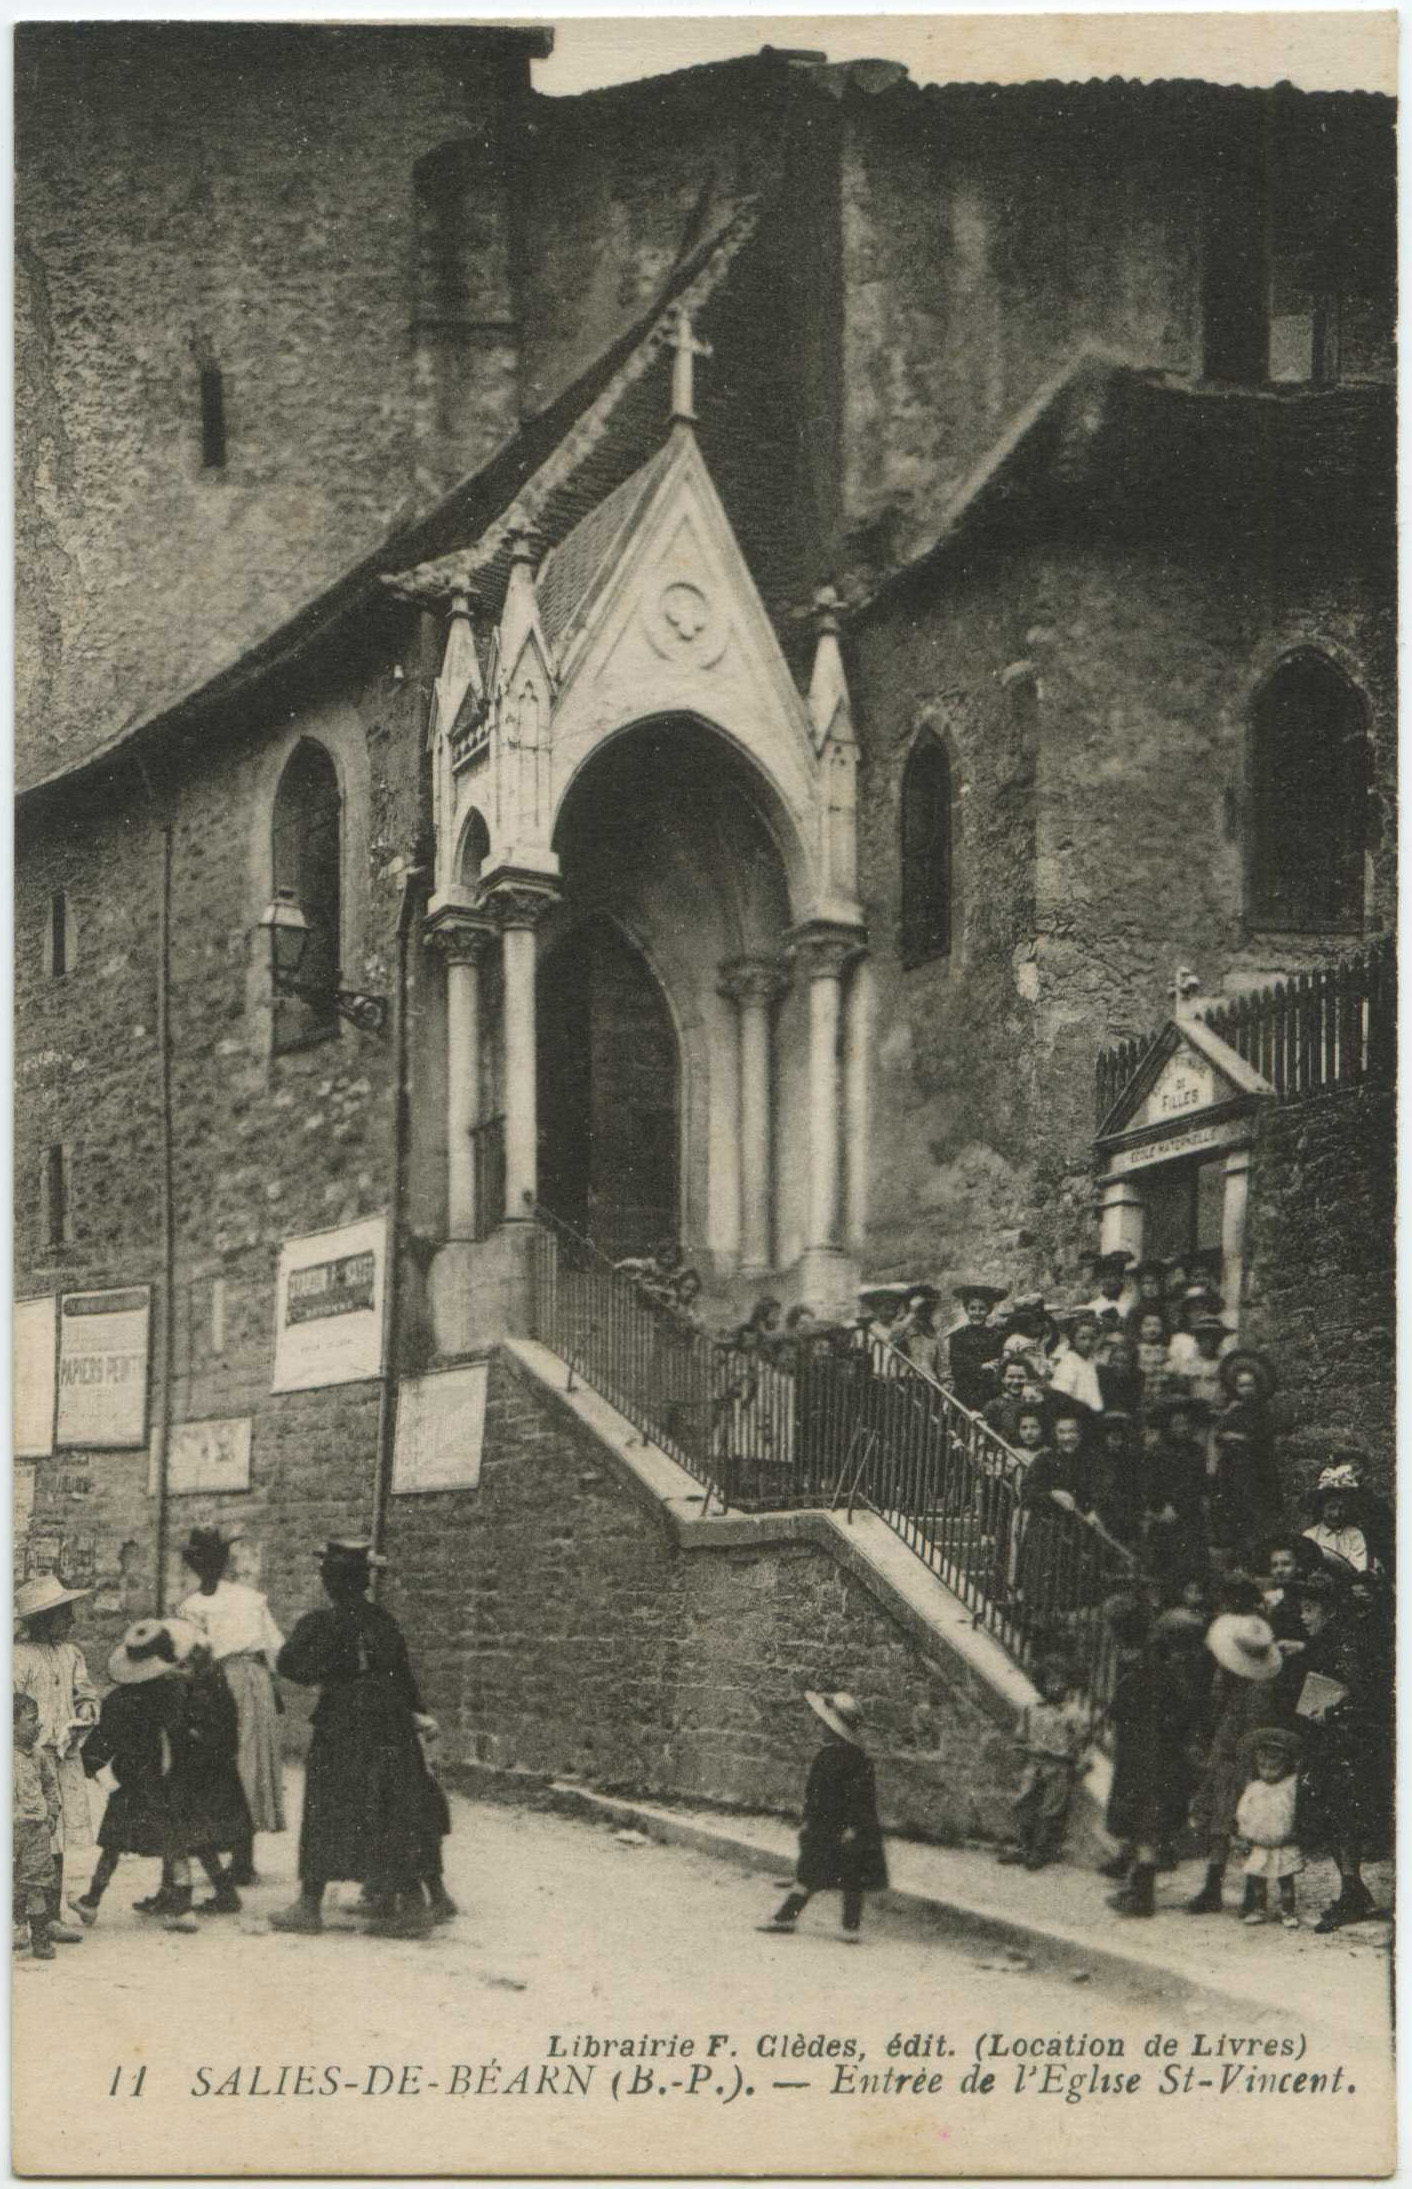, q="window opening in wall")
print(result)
[900,733,954,968]
[48,890,69,977]
[42,1144,68,1248]
[271,741,342,1051]
[200,364,227,470]
[1247,653,1368,931]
